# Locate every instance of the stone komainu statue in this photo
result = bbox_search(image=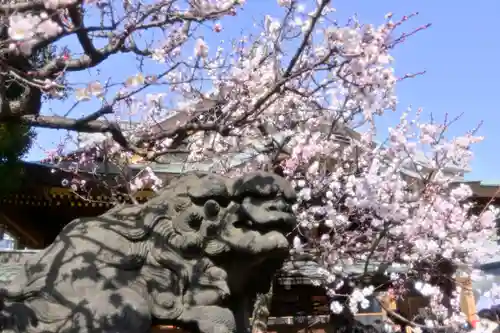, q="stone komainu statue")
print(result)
[0,172,297,333]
